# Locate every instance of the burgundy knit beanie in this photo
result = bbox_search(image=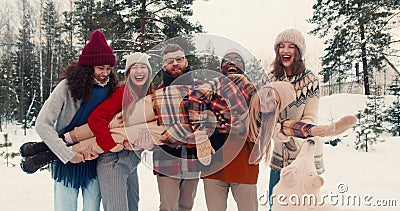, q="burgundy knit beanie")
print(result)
[78,29,116,67]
